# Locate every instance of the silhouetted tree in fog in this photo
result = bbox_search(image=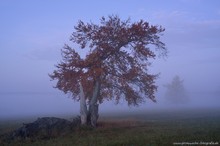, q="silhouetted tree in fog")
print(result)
[49,15,167,127]
[164,75,189,104]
